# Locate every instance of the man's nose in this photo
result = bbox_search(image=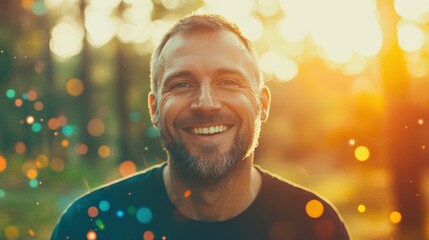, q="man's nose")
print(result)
[190,82,221,112]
